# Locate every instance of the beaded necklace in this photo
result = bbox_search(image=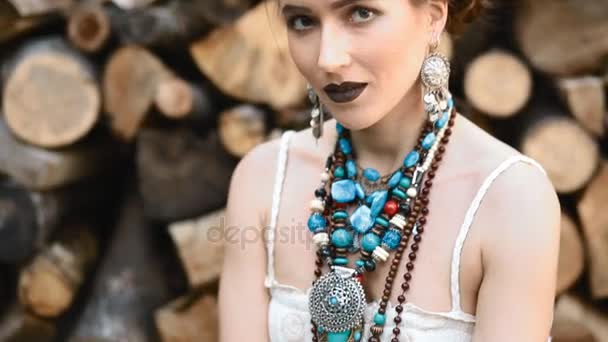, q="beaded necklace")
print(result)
[306,102,456,342]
